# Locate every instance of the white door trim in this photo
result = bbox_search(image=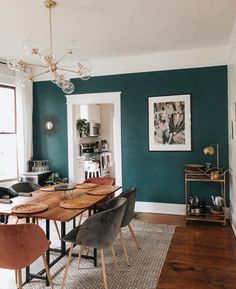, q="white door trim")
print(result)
[66,92,122,185]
